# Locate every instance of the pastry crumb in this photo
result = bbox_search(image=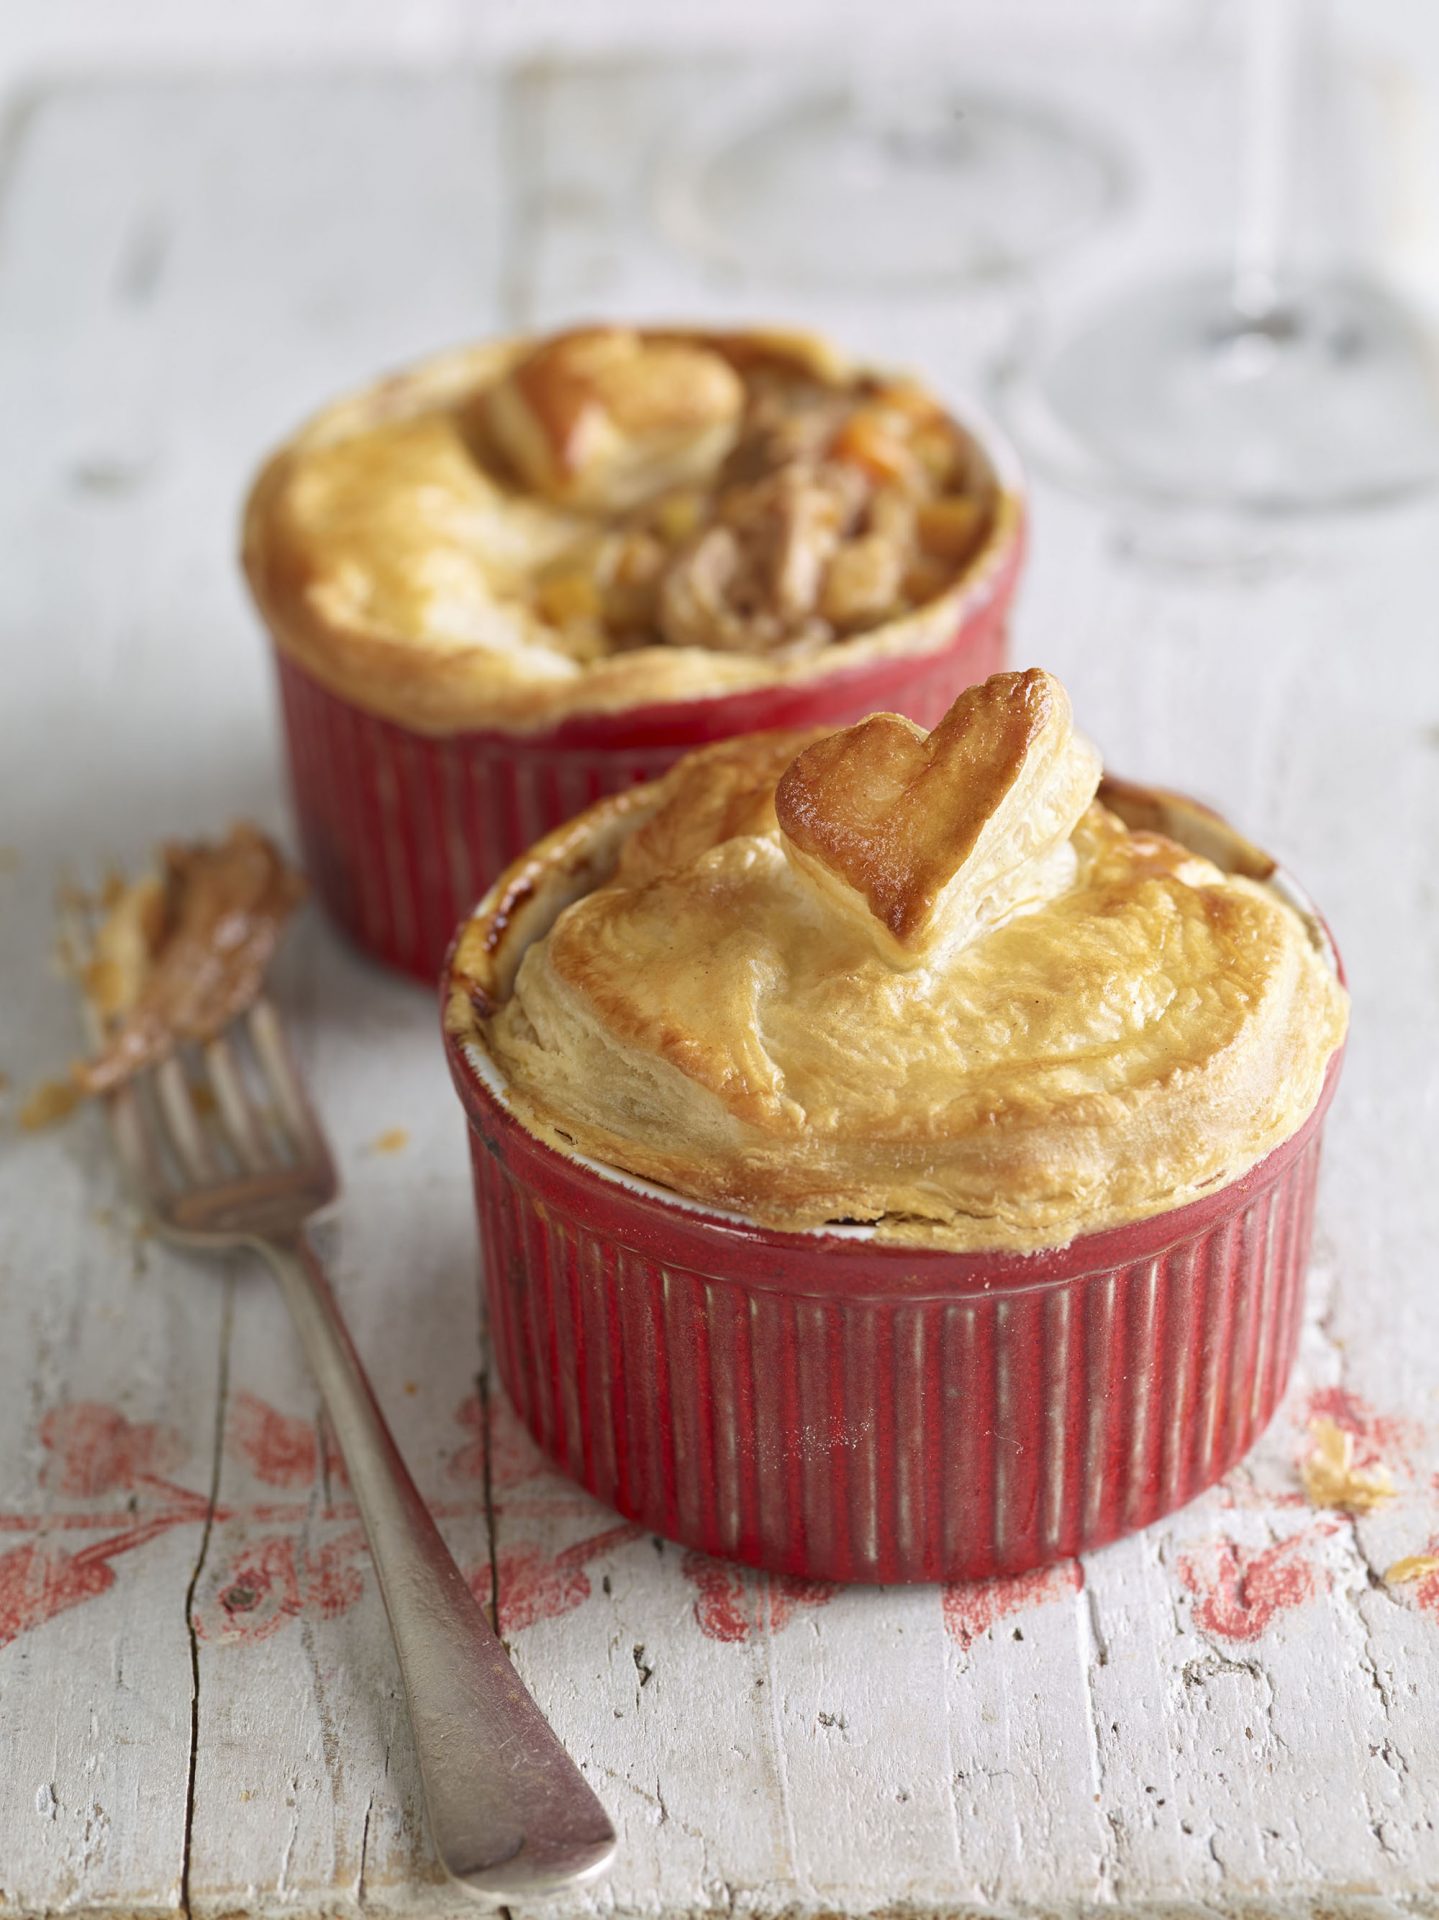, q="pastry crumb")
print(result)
[1385,1554,1439,1586]
[1301,1415,1394,1513]
[371,1127,410,1155]
[19,1077,82,1132]
[74,826,303,1095]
